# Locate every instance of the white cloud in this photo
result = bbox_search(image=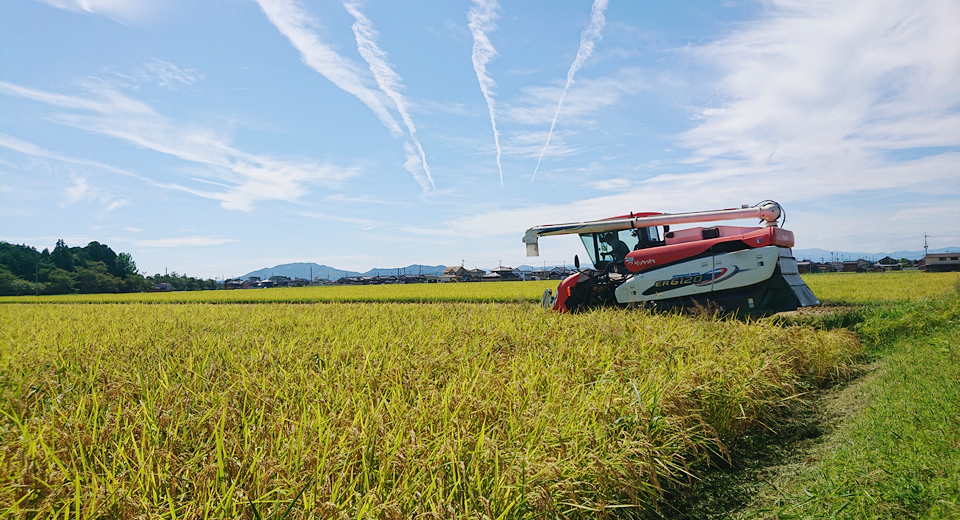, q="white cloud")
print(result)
[0,79,153,115]
[680,0,960,191]
[104,199,129,212]
[589,177,633,191]
[325,193,400,205]
[133,237,237,247]
[345,1,434,190]
[505,68,649,126]
[532,0,608,181]
[65,174,95,203]
[33,0,163,23]
[296,211,380,229]
[61,171,128,212]
[401,141,432,192]
[143,59,203,89]
[403,151,960,246]
[254,0,403,136]
[468,0,503,185]
[502,130,578,160]
[0,82,358,211]
[439,0,958,253]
